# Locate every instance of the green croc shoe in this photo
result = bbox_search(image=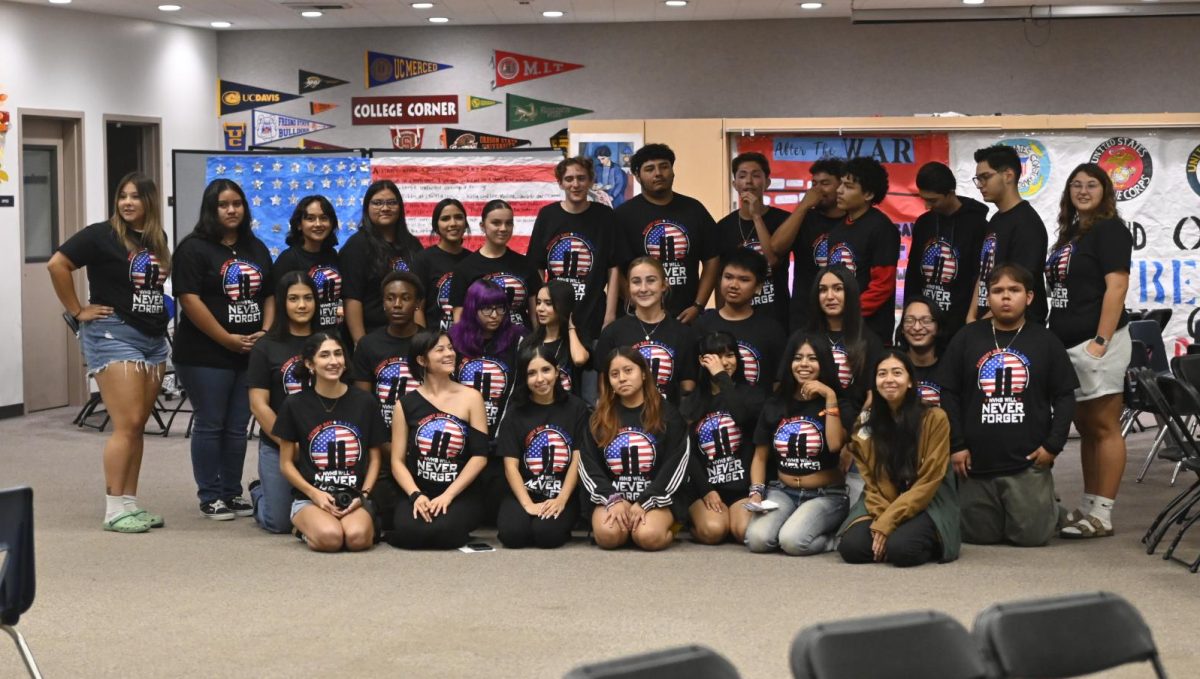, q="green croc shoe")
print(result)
[133,508,165,528]
[103,510,152,534]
